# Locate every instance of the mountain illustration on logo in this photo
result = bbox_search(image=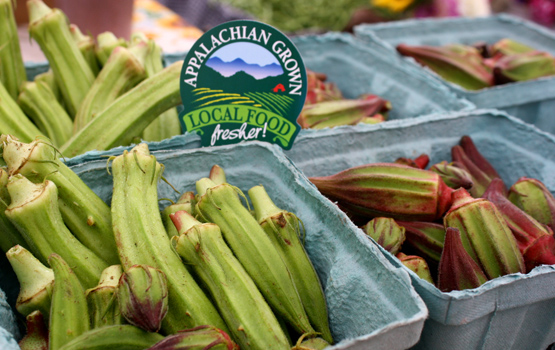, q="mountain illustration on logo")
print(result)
[206,56,283,80]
